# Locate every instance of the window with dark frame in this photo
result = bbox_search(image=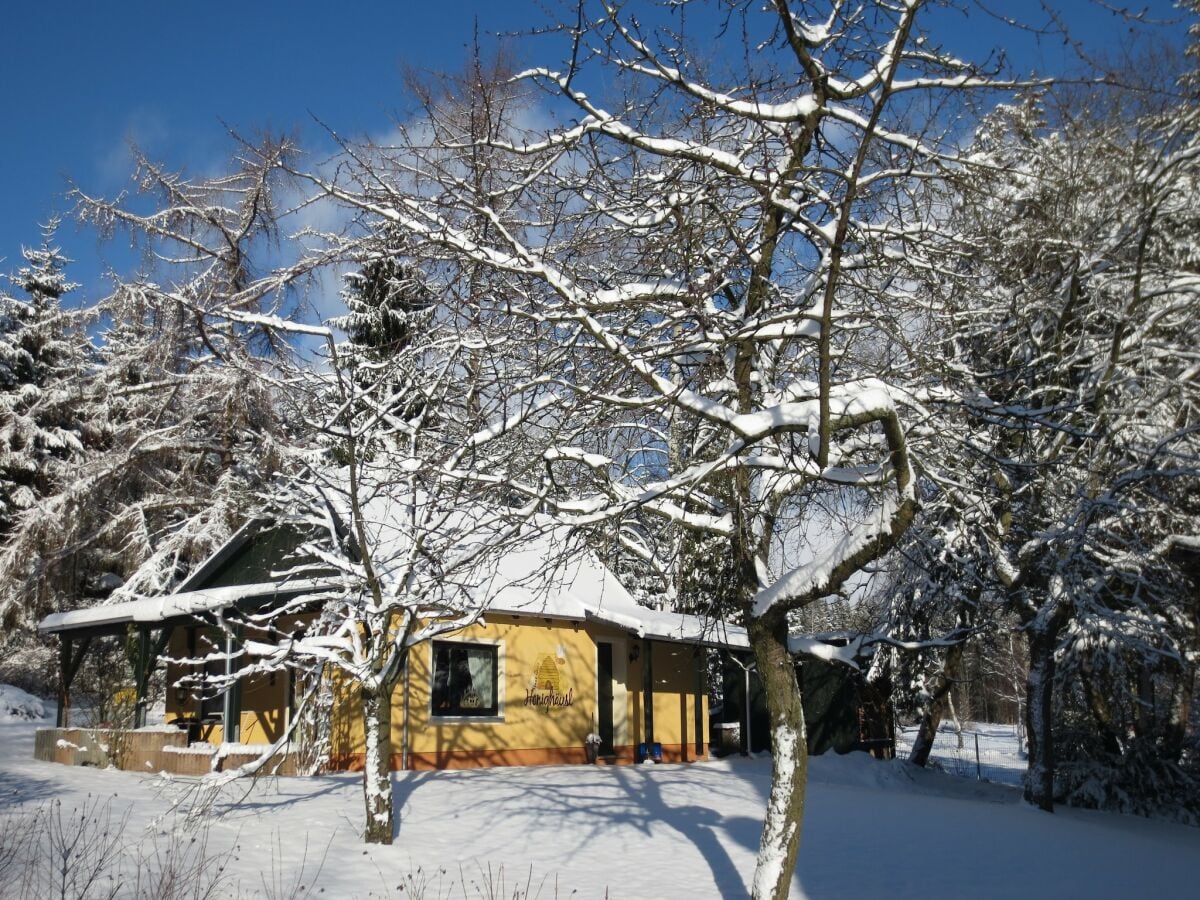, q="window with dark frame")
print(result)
[431,641,499,717]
